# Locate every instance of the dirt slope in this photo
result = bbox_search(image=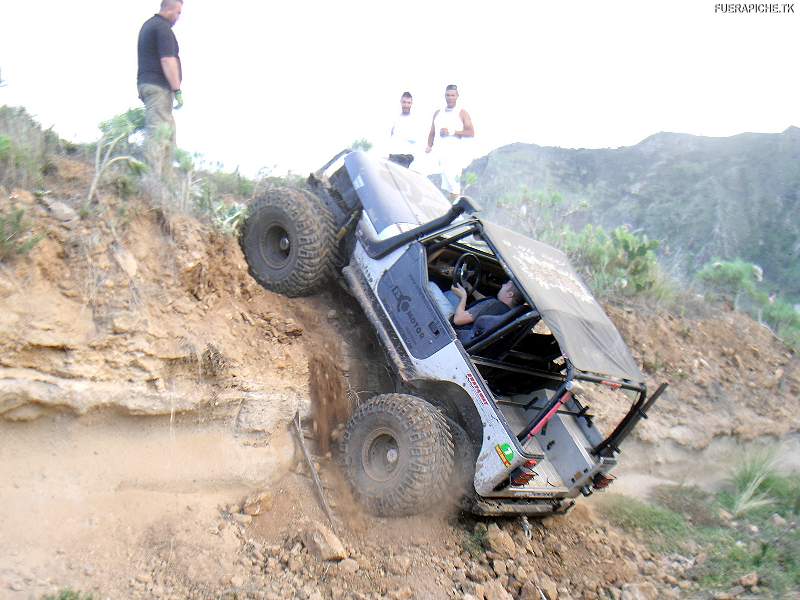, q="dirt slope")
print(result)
[0,157,332,598]
[610,305,799,449]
